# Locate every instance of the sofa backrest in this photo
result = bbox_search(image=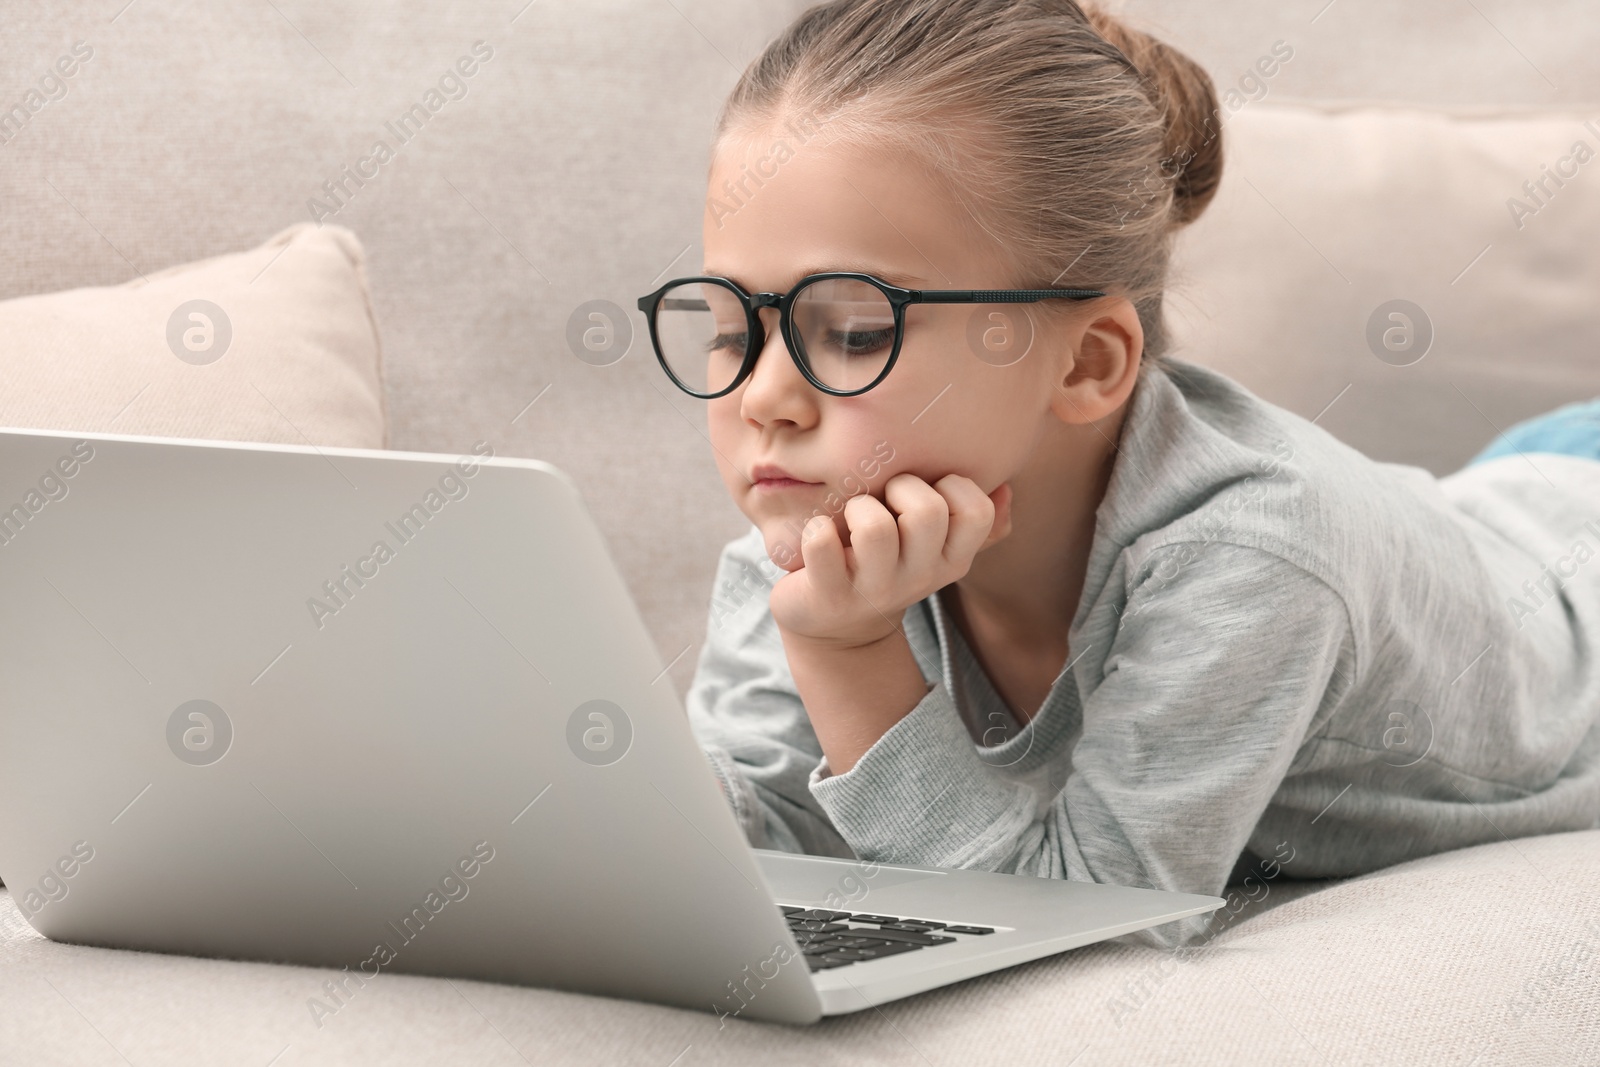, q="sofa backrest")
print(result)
[3,0,1596,696]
